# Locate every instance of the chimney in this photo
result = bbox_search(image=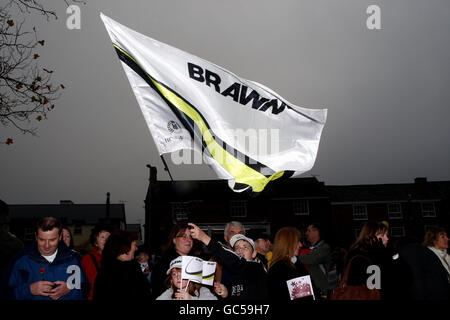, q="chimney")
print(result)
[147,165,157,183]
[106,192,110,220]
[414,177,427,184]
